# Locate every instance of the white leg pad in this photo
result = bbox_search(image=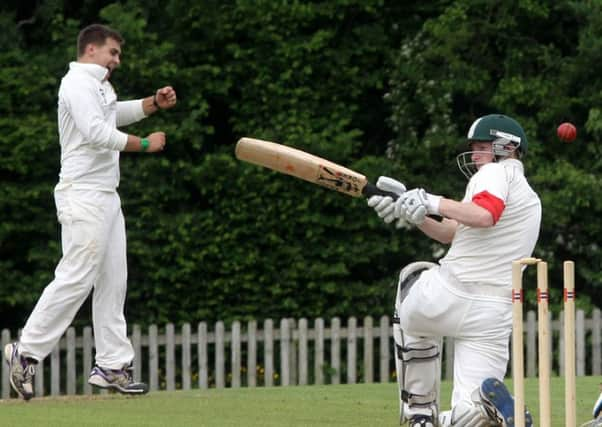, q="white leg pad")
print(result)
[395,262,437,313]
[394,328,441,423]
[393,261,439,424]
